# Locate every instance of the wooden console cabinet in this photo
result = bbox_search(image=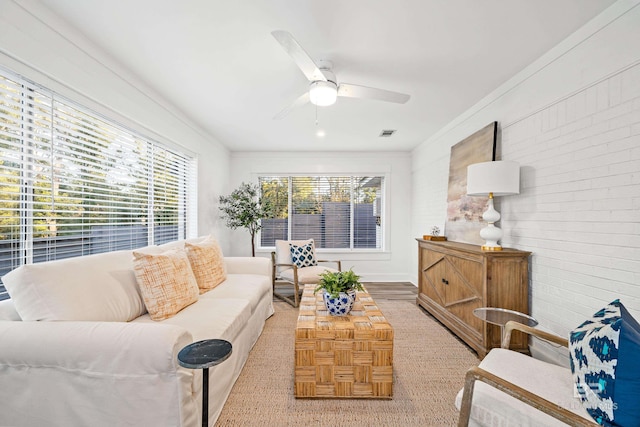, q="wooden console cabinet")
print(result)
[416,239,531,358]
